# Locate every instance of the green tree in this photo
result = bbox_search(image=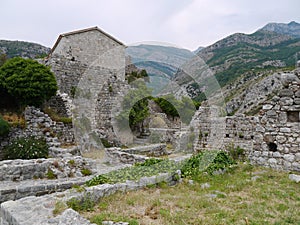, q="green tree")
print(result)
[0,57,57,107]
[117,80,152,130]
[0,53,7,67]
